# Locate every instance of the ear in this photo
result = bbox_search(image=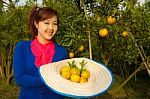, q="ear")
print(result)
[34,21,39,28]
